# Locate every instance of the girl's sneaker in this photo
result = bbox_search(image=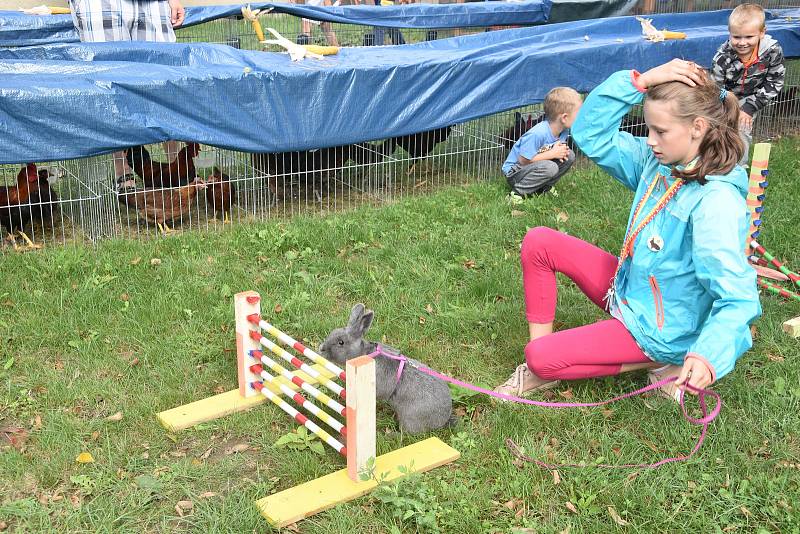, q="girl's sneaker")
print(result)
[493,363,560,399]
[647,364,682,403]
